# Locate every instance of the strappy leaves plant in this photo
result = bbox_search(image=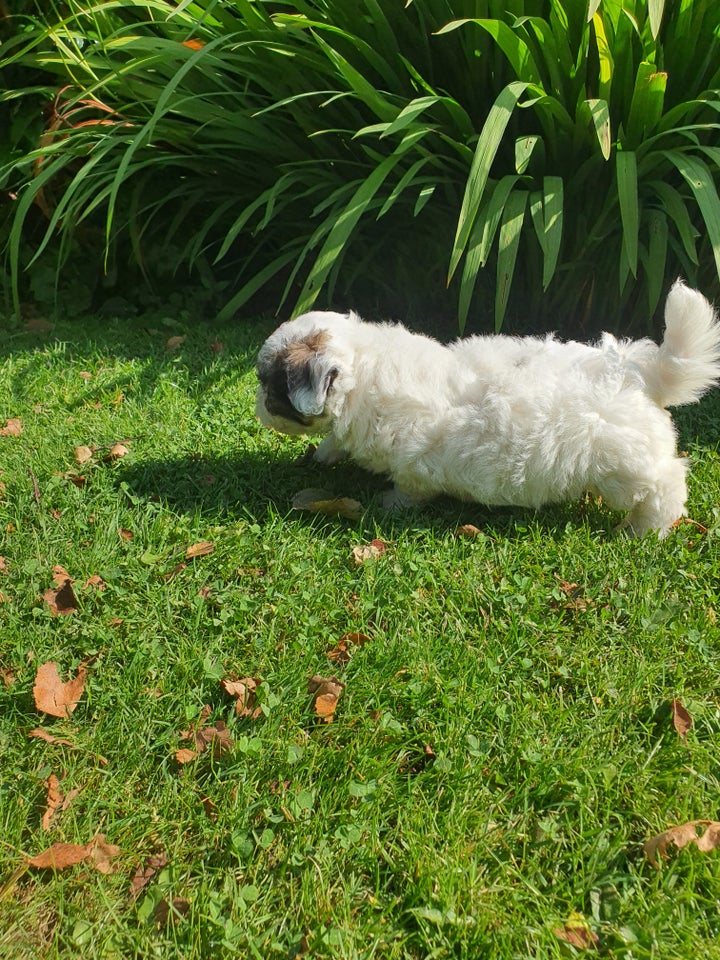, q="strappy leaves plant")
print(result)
[2,1,720,332]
